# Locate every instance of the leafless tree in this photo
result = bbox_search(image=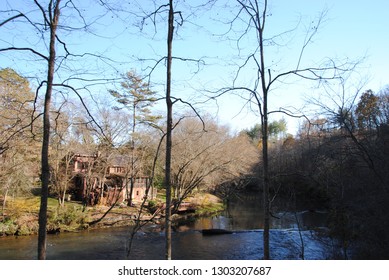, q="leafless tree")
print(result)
[211,0,359,259]
[131,0,214,260]
[169,116,258,212]
[0,0,115,259]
